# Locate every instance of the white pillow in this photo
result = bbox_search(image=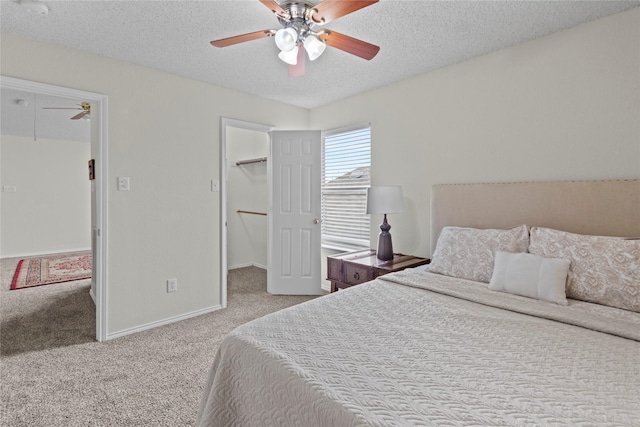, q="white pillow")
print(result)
[489,251,570,305]
[428,225,530,283]
[529,227,640,312]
